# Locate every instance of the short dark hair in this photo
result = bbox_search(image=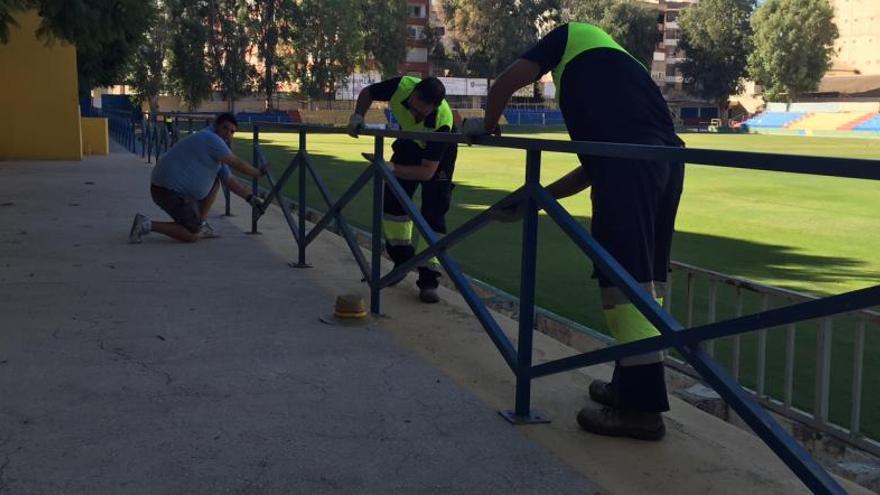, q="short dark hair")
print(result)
[215,113,238,128]
[413,77,446,107]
